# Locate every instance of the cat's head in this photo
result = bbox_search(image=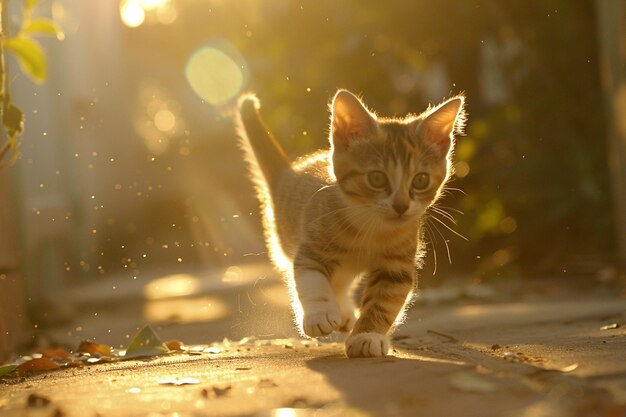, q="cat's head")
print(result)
[329,89,465,225]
